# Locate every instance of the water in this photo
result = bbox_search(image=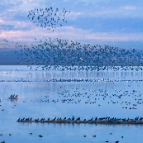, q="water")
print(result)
[0,65,143,143]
